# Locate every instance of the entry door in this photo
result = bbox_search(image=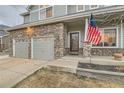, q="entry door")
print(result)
[70,32,79,52]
